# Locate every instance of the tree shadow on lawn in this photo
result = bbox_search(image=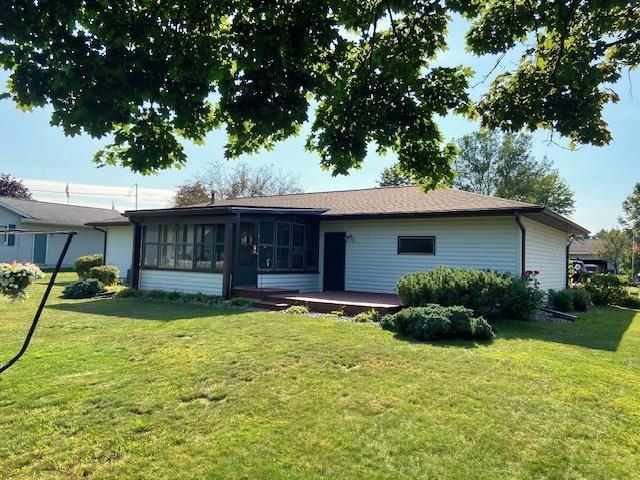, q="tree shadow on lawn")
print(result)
[49,298,249,322]
[493,306,638,352]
